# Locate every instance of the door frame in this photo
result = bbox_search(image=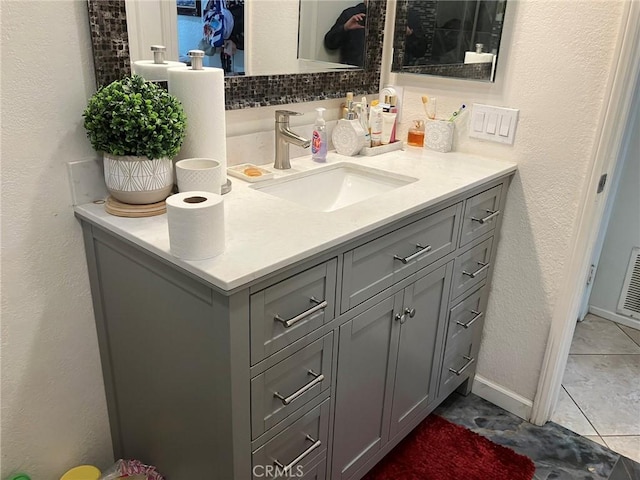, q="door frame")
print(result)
[530,0,640,425]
